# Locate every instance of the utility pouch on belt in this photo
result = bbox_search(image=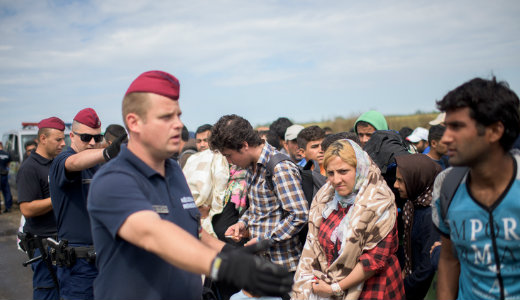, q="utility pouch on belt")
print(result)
[47,238,96,267]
